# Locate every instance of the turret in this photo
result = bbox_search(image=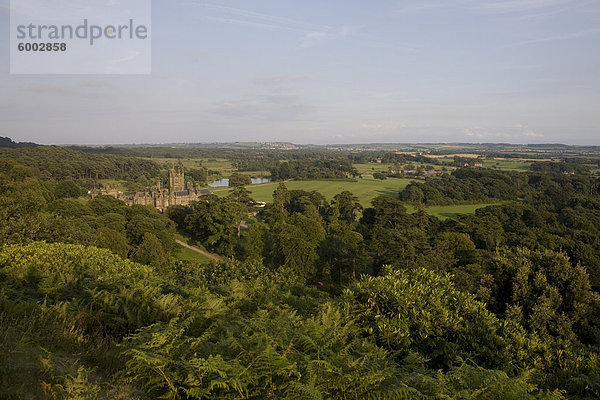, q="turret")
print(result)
[169,165,185,192]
